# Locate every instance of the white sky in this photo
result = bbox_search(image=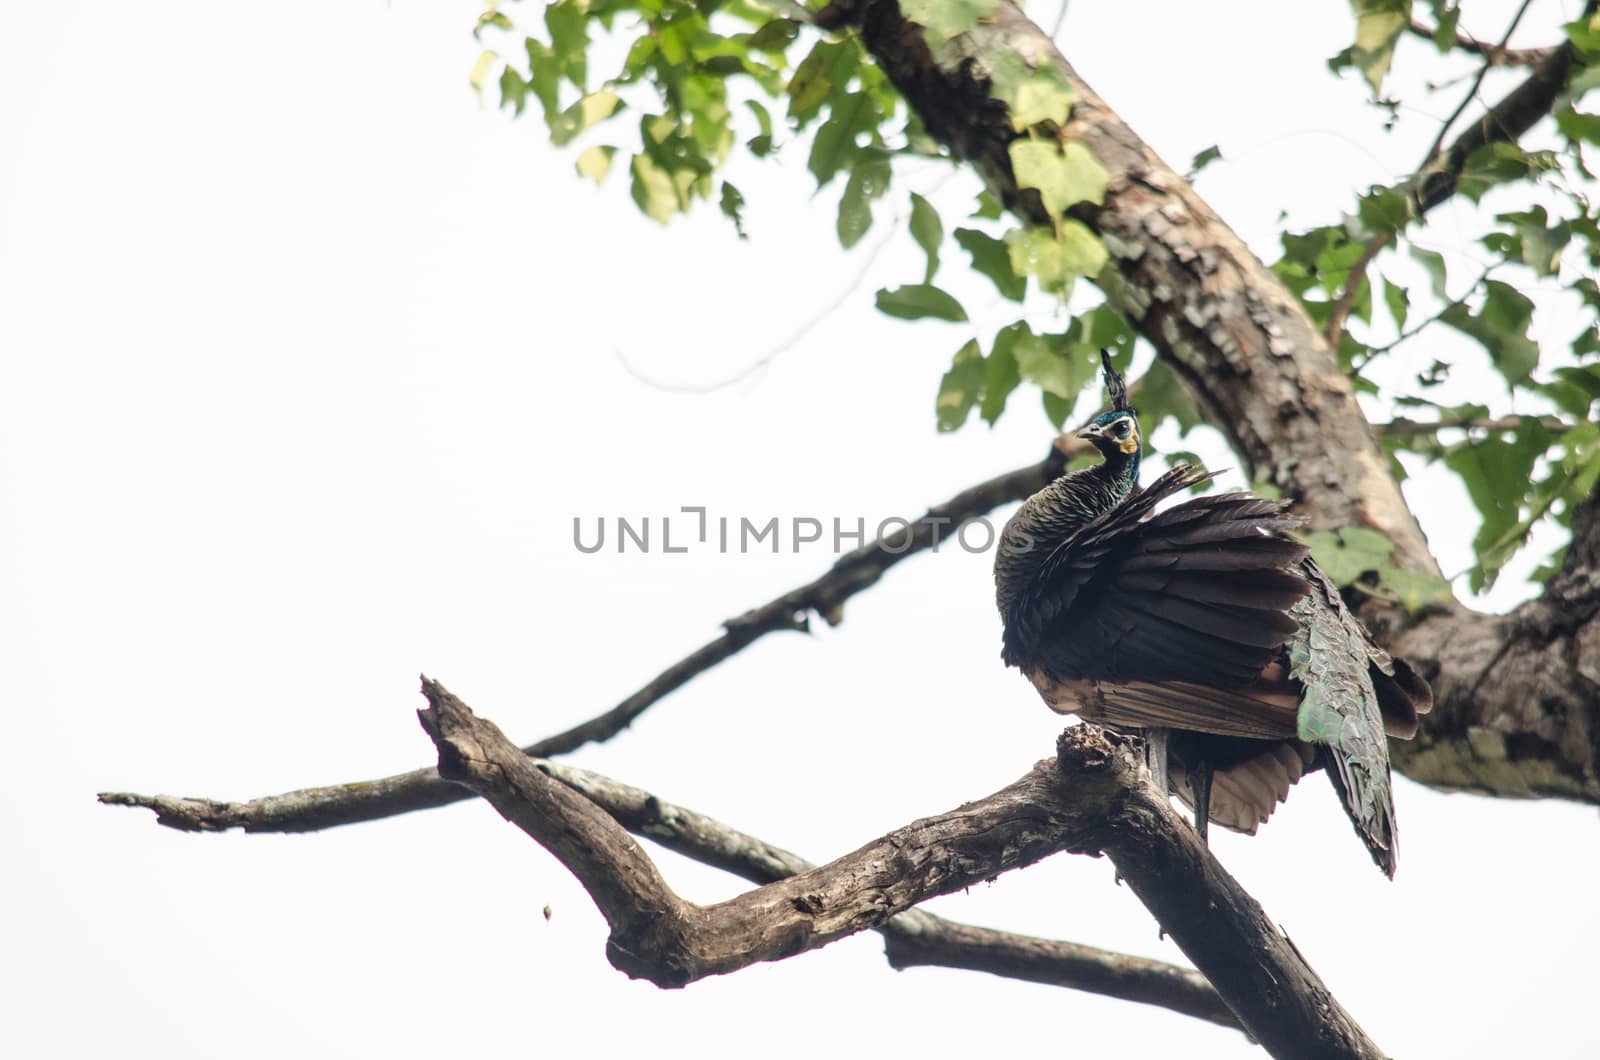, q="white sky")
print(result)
[3,2,1597,1058]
